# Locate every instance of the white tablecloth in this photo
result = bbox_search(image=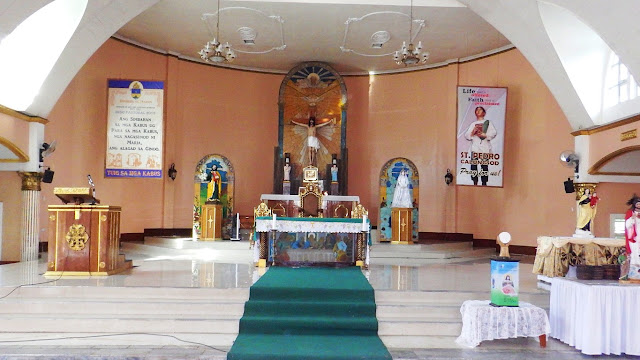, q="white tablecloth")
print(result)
[456,300,550,348]
[550,277,640,355]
